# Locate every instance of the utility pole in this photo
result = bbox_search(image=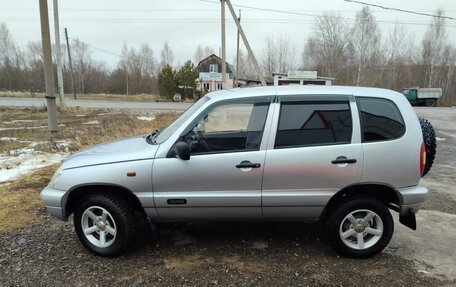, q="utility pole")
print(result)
[39,0,58,132]
[64,28,76,99]
[220,0,227,89]
[53,0,65,107]
[225,0,266,86]
[236,9,241,86]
